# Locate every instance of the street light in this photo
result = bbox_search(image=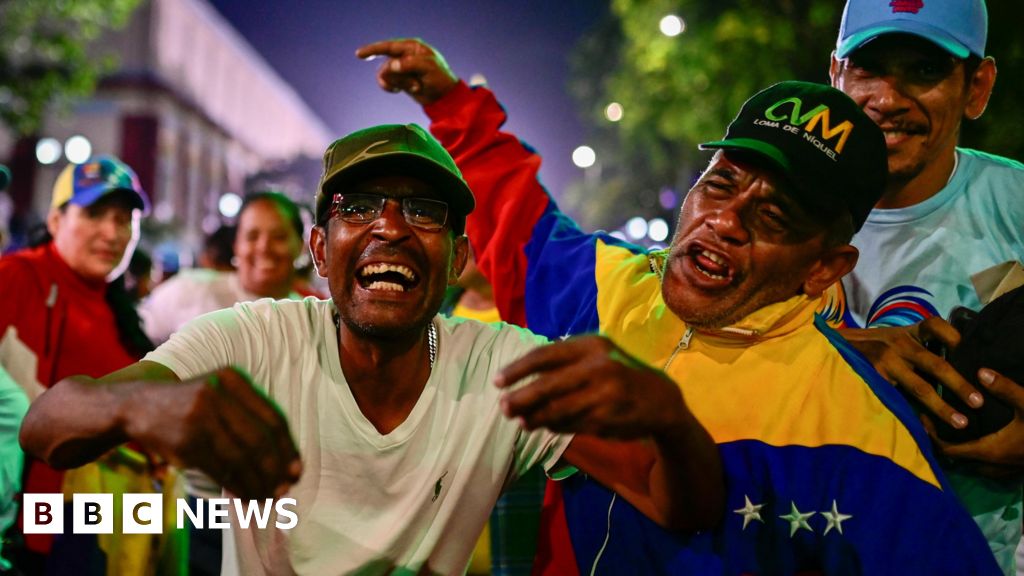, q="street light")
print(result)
[648,218,669,242]
[659,15,686,37]
[626,217,648,240]
[64,135,92,164]
[604,102,624,122]
[572,145,596,169]
[35,138,62,165]
[218,193,243,218]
